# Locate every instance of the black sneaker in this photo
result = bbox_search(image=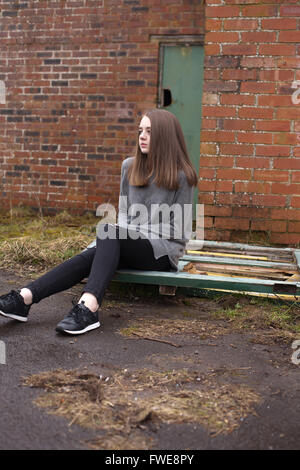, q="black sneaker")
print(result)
[55,301,100,335]
[0,290,31,322]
